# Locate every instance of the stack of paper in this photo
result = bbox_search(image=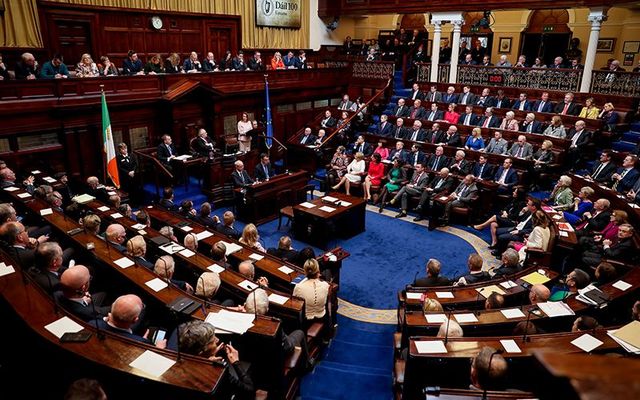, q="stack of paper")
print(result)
[268,293,289,305]
[612,280,631,291]
[72,194,96,204]
[414,340,447,354]
[538,301,575,317]
[3,186,19,192]
[40,208,53,216]
[610,321,640,353]
[571,333,603,352]
[319,206,336,213]
[132,223,146,230]
[435,291,454,299]
[476,285,507,298]
[608,325,640,354]
[521,271,550,285]
[454,313,478,323]
[17,193,31,198]
[159,243,184,254]
[278,265,294,274]
[114,257,134,269]
[174,154,192,161]
[500,308,526,319]
[179,249,195,258]
[500,339,522,353]
[97,206,110,212]
[339,200,352,207]
[405,292,422,300]
[195,230,213,240]
[129,350,176,377]
[300,202,316,209]
[500,280,518,289]
[180,225,193,232]
[219,241,242,255]
[425,314,447,323]
[145,278,168,292]
[42,176,57,183]
[322,196,338,202]
[44,316,84,338]
[576,284,608,307]
[205,309,255,334]
[207,264,225,274]
[0,262,16,277]
[249,253,264,261]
